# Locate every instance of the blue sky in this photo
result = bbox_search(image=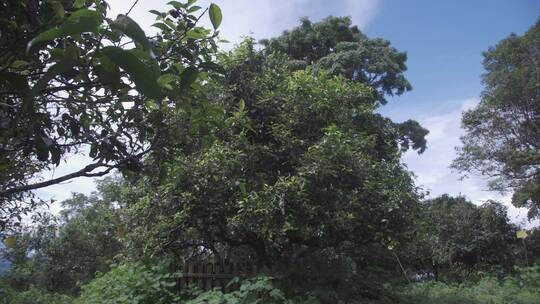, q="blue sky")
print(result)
[37,0,540,225]
[371,0,539,121]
